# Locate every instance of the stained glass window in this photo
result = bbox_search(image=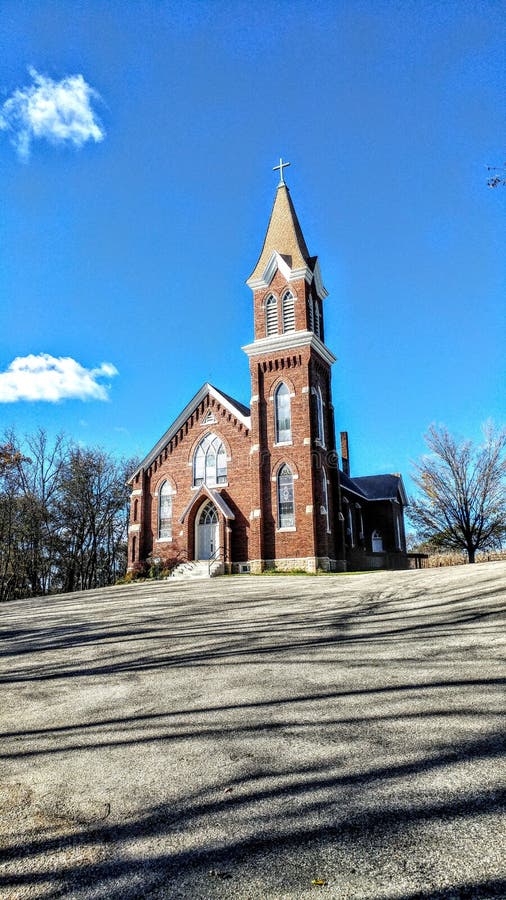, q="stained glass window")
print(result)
[158,481,173,540]
[322,469,330,533]
[275,383,292,443]
[278,464,295,528]
[193,433,228,486]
